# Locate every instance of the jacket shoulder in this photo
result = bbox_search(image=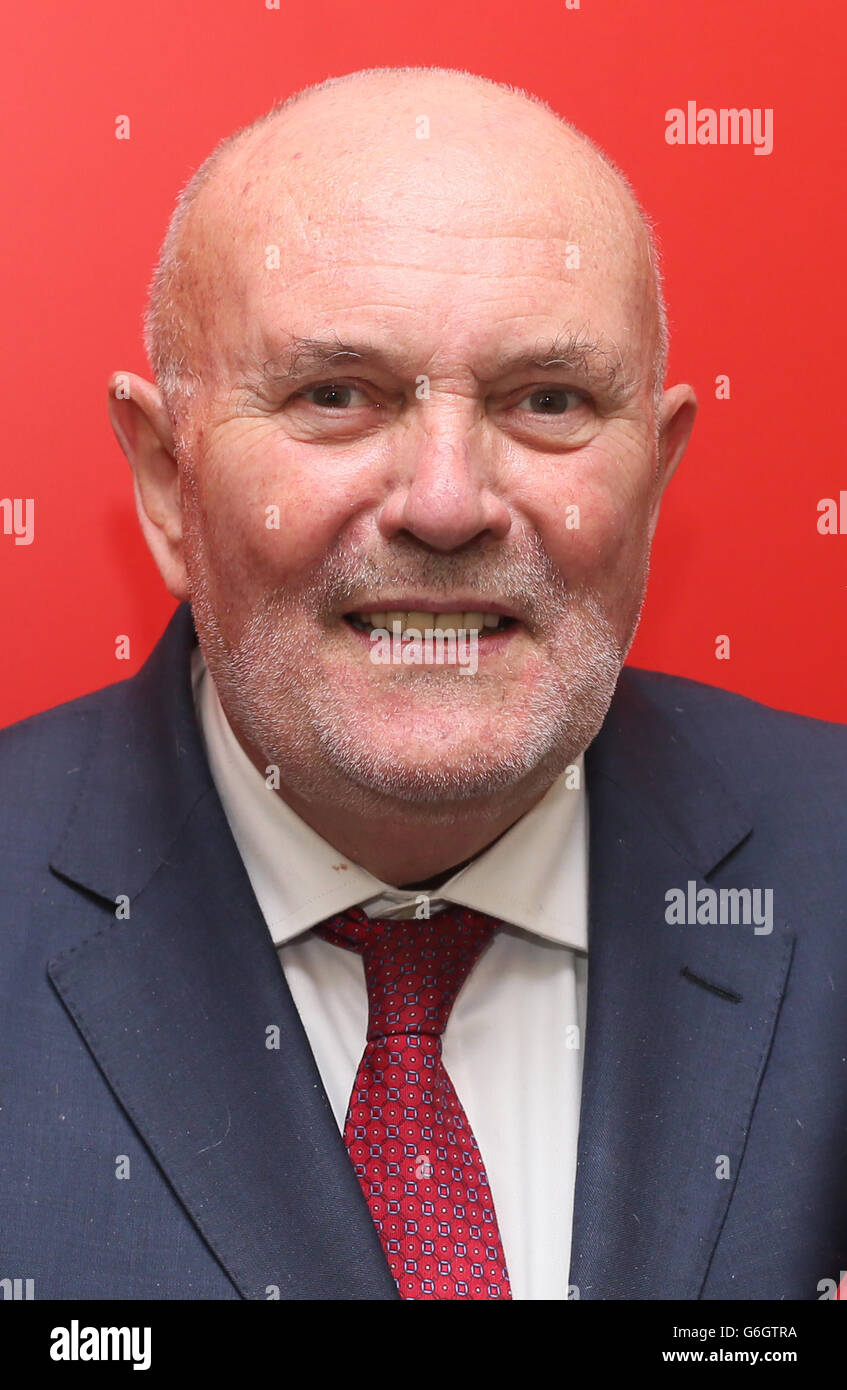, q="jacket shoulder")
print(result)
[622,665,847,797]
[624,664,846,731]
[0,673,130,760]
[0,678,129,857]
